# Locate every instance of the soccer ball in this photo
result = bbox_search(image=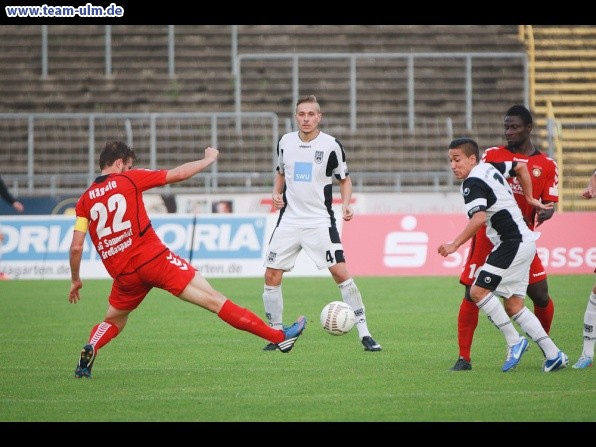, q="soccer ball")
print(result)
[320,301,356,336]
